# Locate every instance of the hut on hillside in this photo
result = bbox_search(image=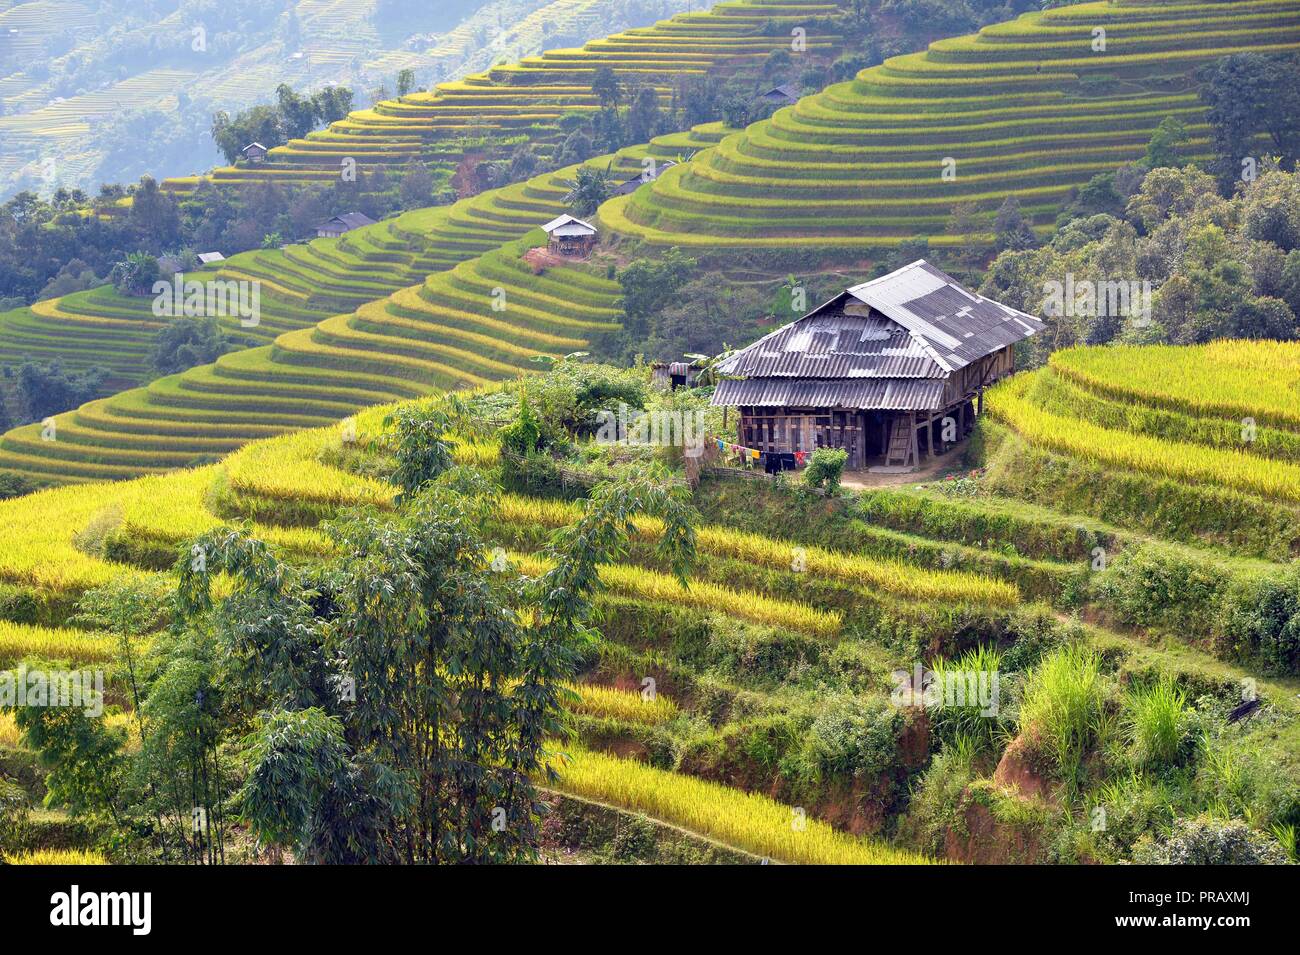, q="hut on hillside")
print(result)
[241,142,268,163]
[542,214,598,257]
[757,84,799,106]
[710,260,1043,471]
[196,251,225,265]
[316,212,376,238]
[651,360,699,390]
